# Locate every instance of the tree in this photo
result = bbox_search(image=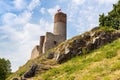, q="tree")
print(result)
[0,58,11,80]
[99,13,105,26]
[99,0,120,30]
